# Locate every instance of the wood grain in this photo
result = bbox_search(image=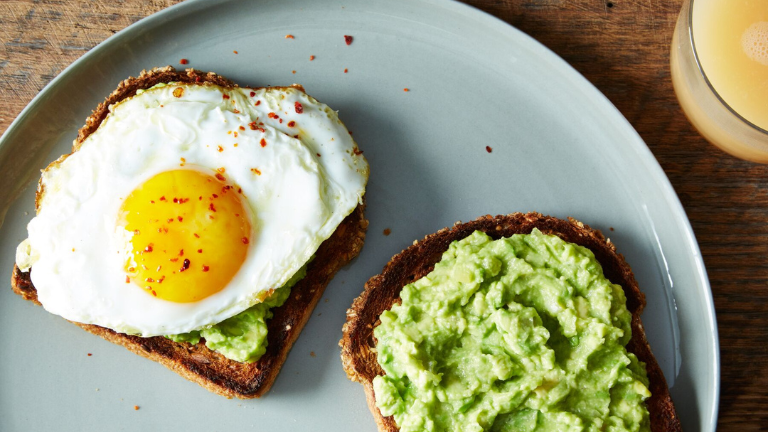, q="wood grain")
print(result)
[1,0,766,429]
